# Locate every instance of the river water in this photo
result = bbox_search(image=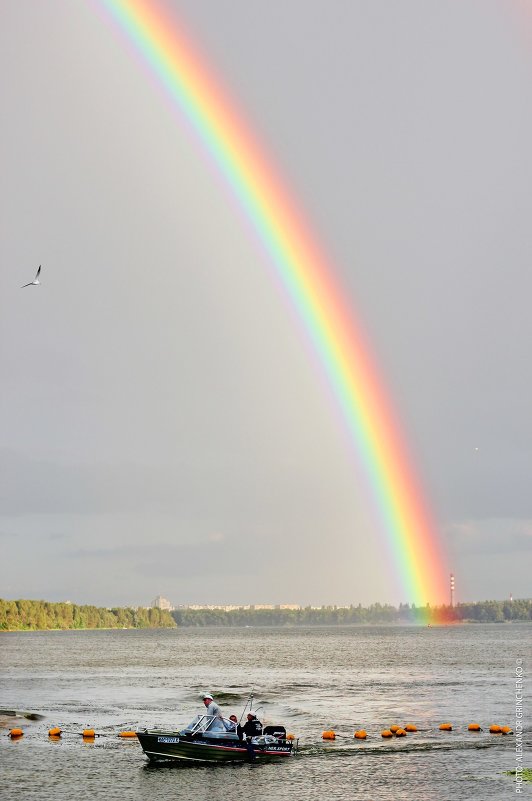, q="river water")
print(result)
[0,624,530,800]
